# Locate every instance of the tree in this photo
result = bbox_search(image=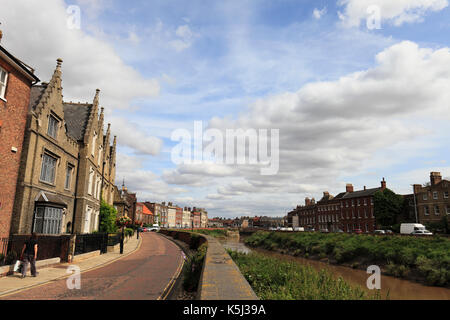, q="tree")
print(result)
[373,188,404,227]
[99,199,118,233]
